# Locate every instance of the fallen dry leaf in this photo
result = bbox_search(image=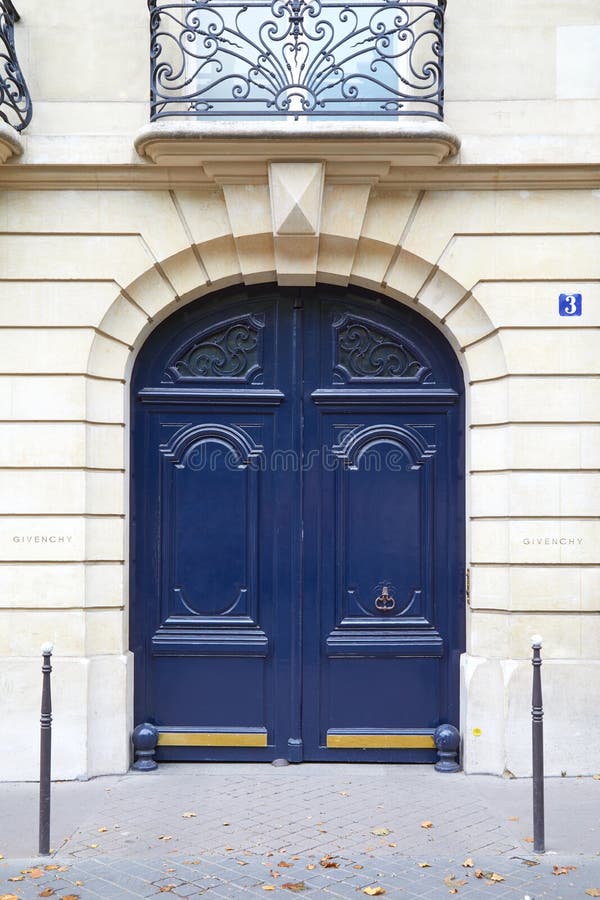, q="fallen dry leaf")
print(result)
[418,862,431,868]
[371,827,391,837]
[593,775,600,781]
[340,791,349,796]
[353,865,364,870]
[88,844,98,849]
[388,842,397,848]
[1,895,20,900]
[279,861,292,868]
[282,882,307,892]
[262,887,275,893]
[489,873,504,883]
[553,865,576,876]
[222,822,230,826]
[98,827,108,833]
[306,864,315,871]
[362,888,386,897]
[7,878,24,883]
[24,868,45,878]
[508,816,519,821]
[182,812,197,818]
[523,836,534,843]
[474,870,484,879]
[39,891,55,898]
[60,896,80,900]
[444,875,466,888]
[158,888,177,894]
[292,856,300,861]
[462,858,474,868]
[585,891,600,897]
[420,821,433,829]
[449,891,457,896]
[74,883,84,888]
[320,855,339,869]
[225,846,235,851]
[45,866,60,871]
[271,871,281,878]
[158,835,172,841]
